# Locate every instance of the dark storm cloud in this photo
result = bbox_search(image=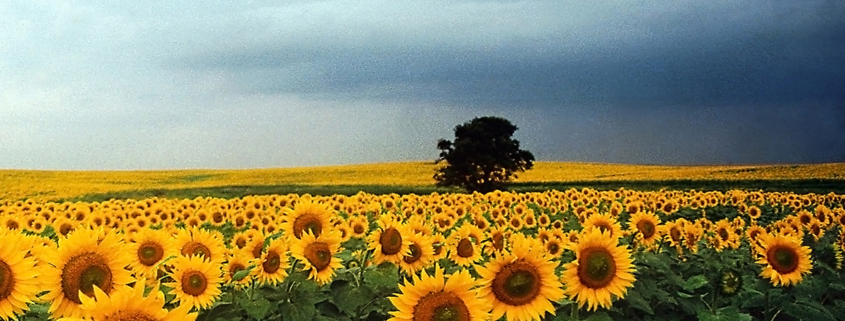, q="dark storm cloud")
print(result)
[178,0,845,109]
[3,0,844,169]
